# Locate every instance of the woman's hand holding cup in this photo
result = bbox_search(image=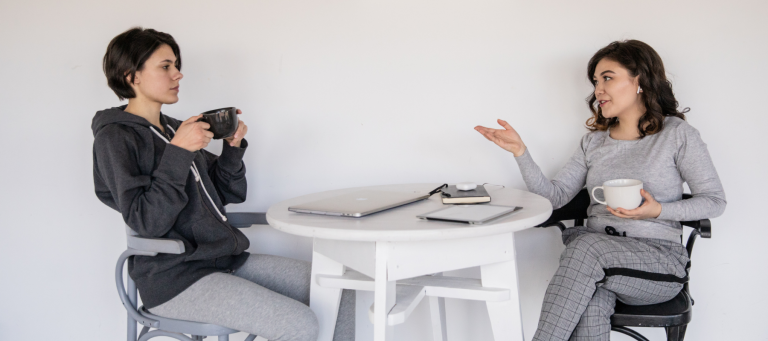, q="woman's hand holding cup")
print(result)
[223,109,248,147]
[170,114,214,152]
[607,189,662,220]
[474,119,527,157]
